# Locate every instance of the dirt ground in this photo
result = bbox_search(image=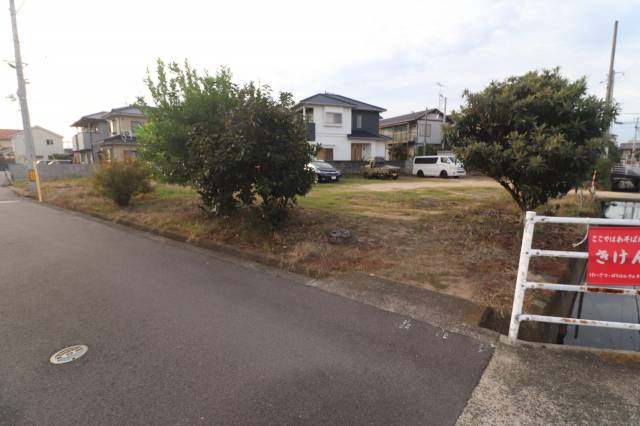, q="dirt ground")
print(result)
[349,176,501,192]
[14,176,596,316]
